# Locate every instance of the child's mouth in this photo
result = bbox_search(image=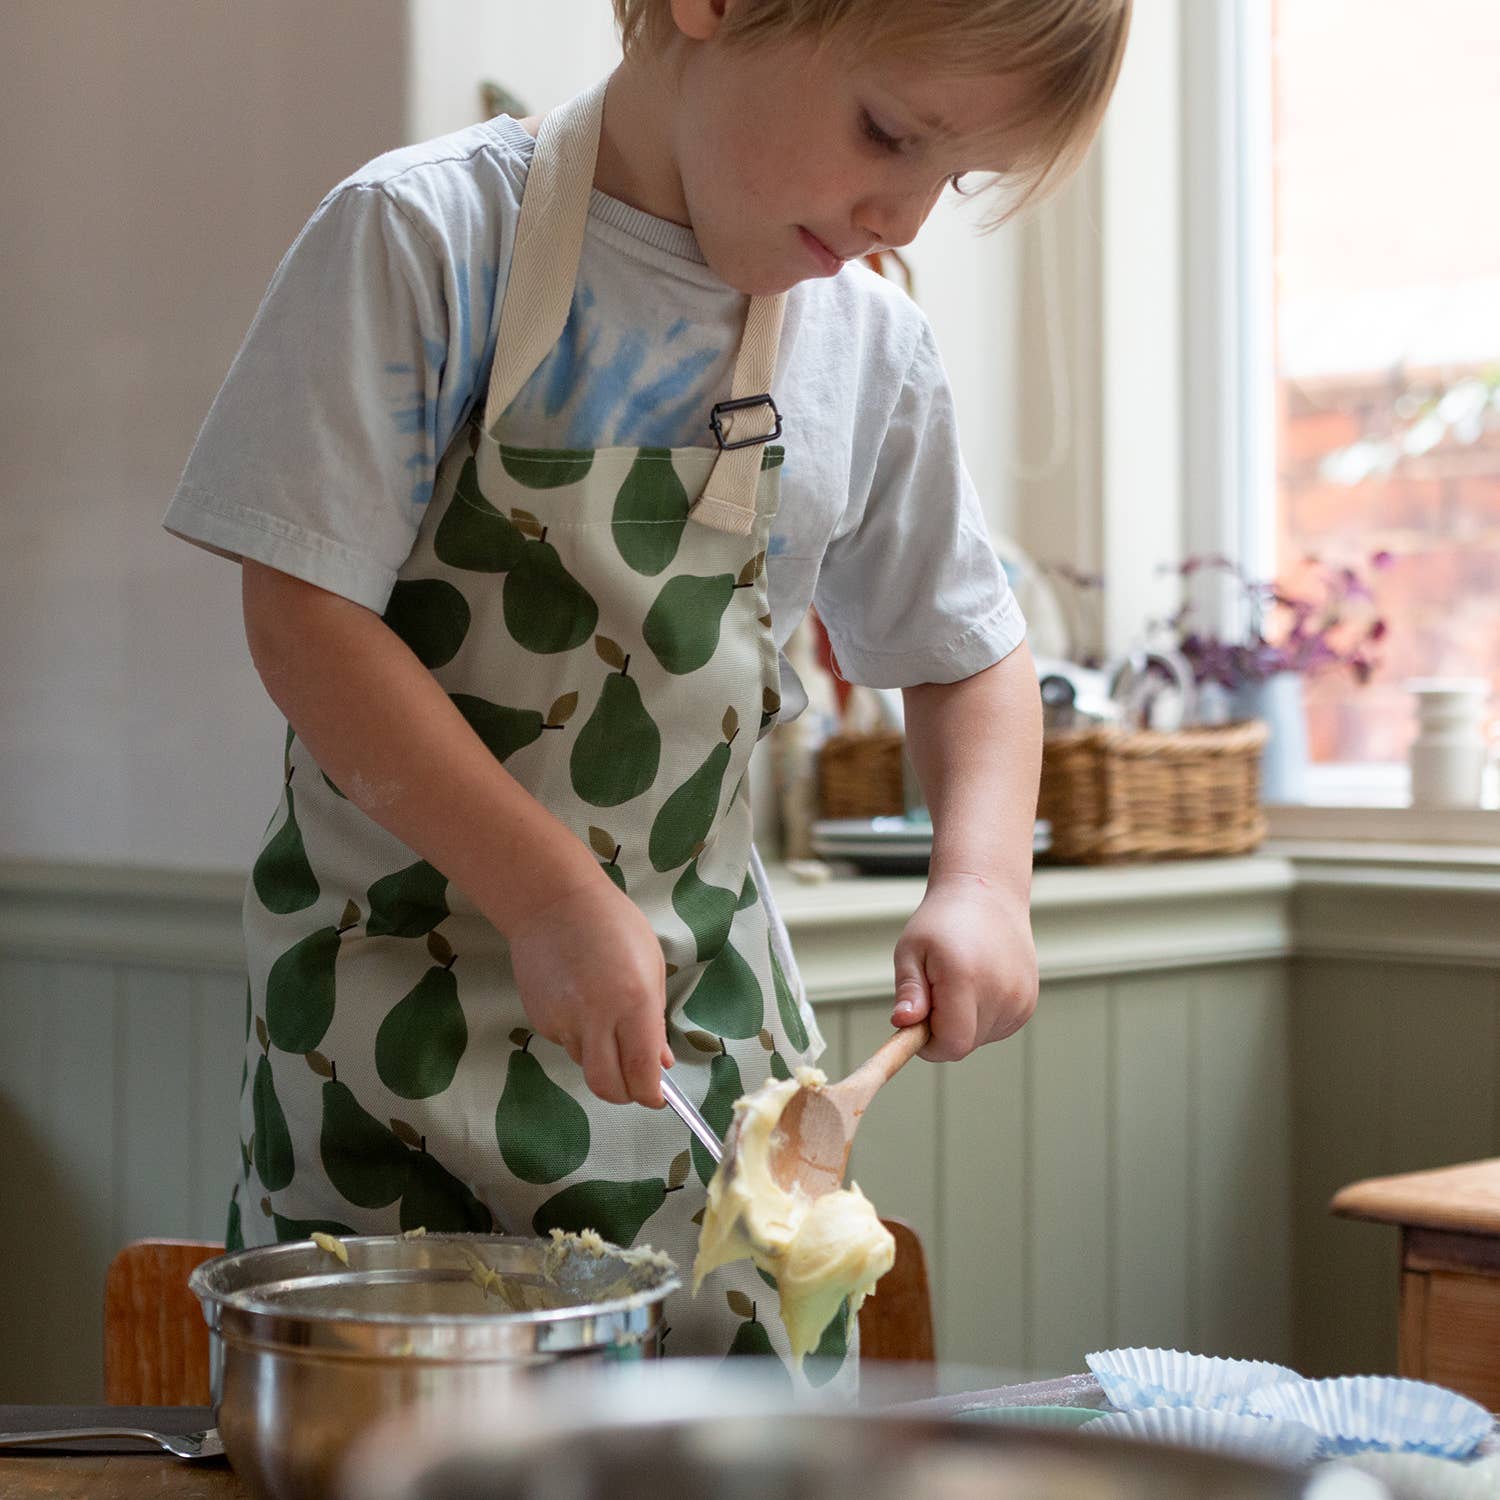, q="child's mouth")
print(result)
[798,227,844,276]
